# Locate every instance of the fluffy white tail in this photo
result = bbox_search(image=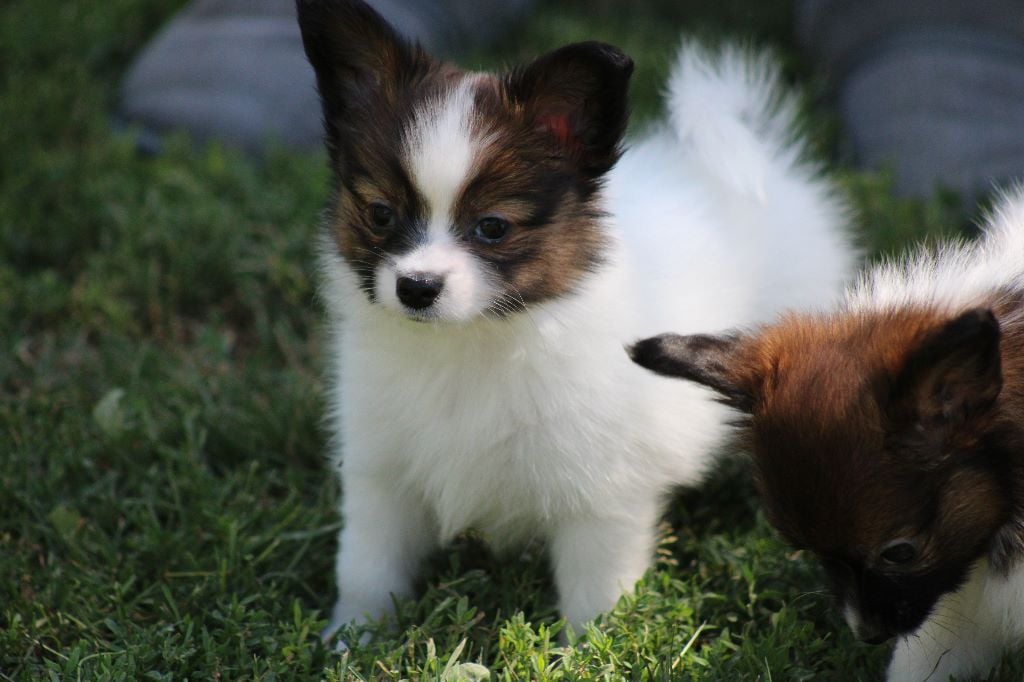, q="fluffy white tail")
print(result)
[667,43,805,201]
